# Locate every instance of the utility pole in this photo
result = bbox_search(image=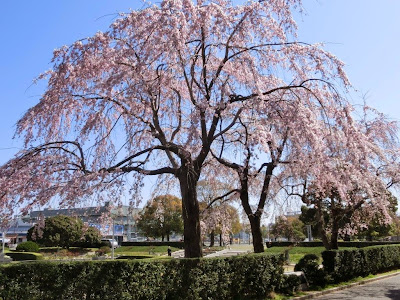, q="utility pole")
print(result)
[1,230,5,261]
[306,225,313,242]
[112,218,115,260]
